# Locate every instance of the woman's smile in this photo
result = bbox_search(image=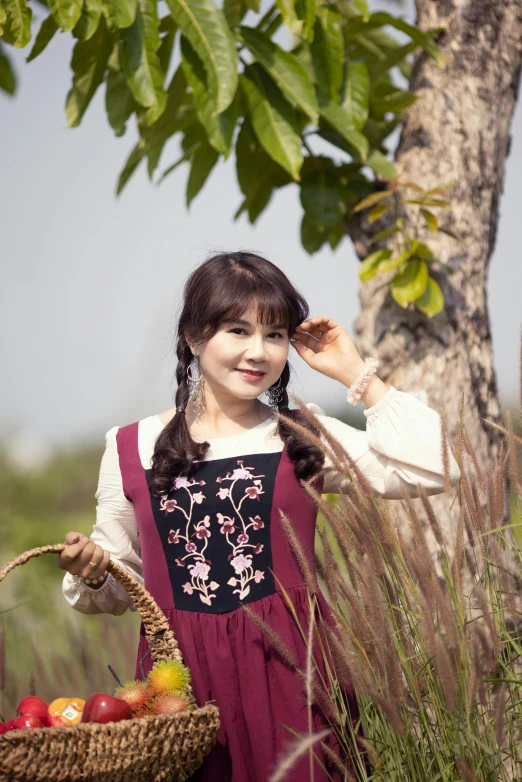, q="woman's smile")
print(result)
[234,368,267,382]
